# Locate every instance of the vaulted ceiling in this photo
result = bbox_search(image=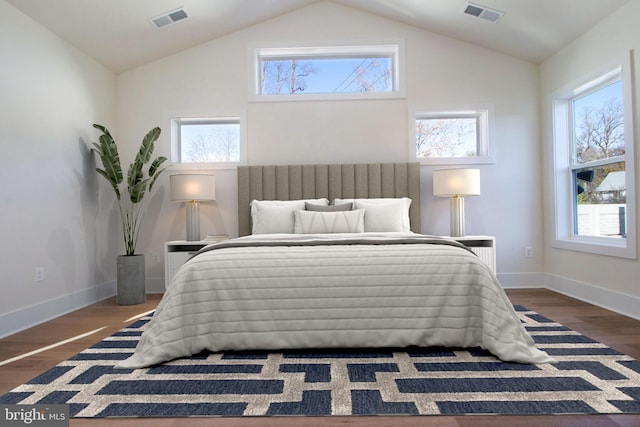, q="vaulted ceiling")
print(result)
[6,0,630,73]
